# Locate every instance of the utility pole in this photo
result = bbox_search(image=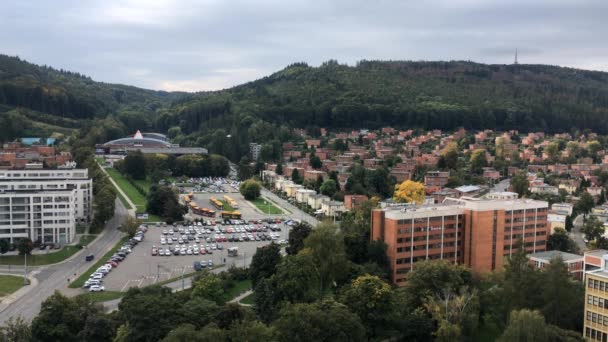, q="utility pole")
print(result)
[181,266,186,290]
[23,253,28,285]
